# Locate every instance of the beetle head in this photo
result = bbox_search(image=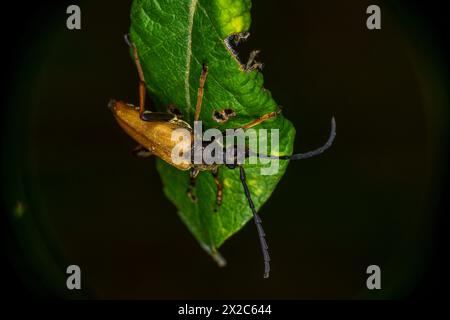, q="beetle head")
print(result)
[108,99,137,115]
